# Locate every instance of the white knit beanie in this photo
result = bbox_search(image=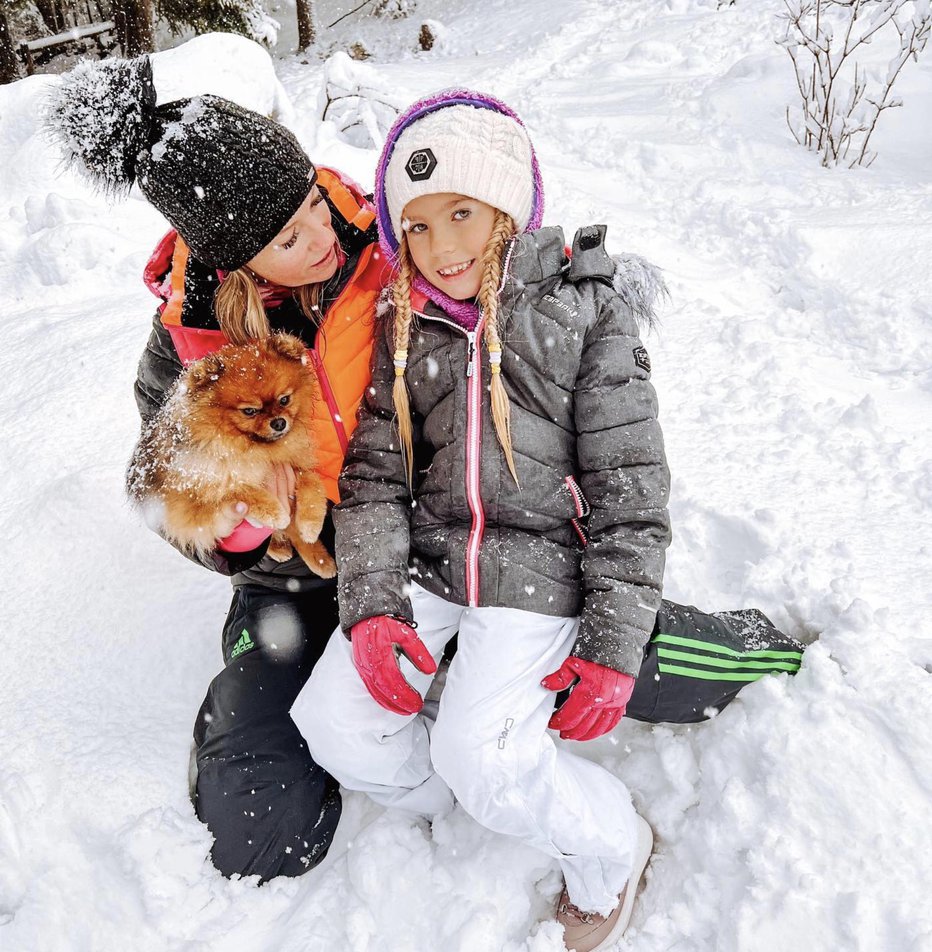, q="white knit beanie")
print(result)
[383,104,534,242]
